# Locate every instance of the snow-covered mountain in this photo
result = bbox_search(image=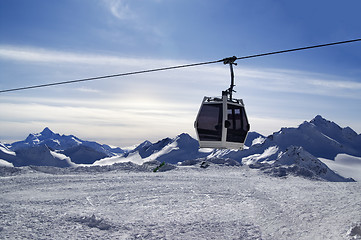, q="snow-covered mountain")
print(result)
[1,115,360,181]
[1,127,125,167]
[244,131,266,147]
[1,141,74,168]
[219,115,361,160]
[0,143,15,167]
[240,145,353,182]
[8,127,125,156]
[267,115,361,159]
[13,145,74,168]
[204,115,360,181]
[102,115,358,181]
[94,133,210,166]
